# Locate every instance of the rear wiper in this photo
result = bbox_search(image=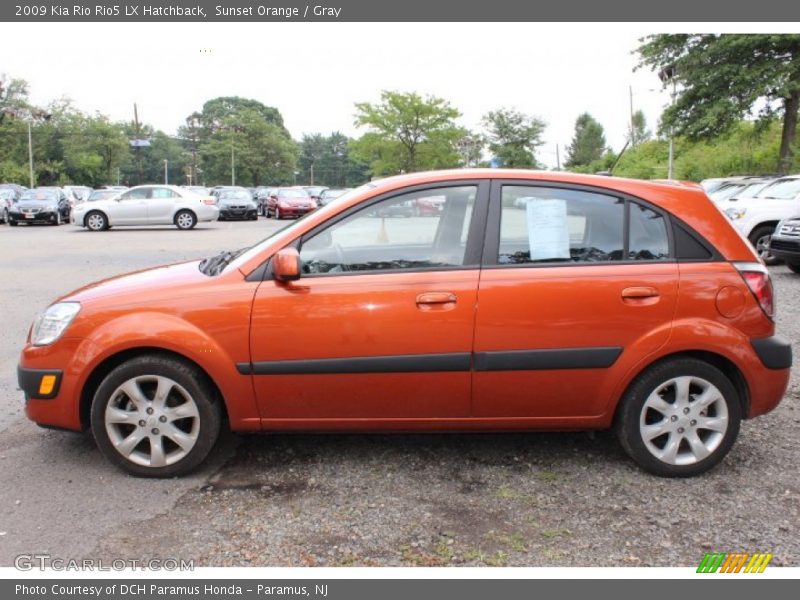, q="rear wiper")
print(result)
[199,248,247,276]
